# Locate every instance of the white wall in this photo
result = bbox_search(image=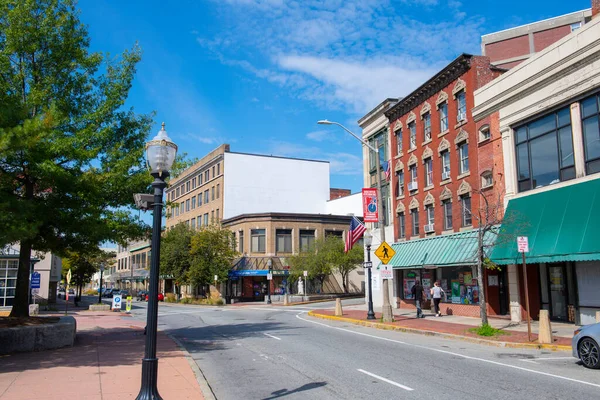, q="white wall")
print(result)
[223,153,330,219]
[325,192,363,217]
